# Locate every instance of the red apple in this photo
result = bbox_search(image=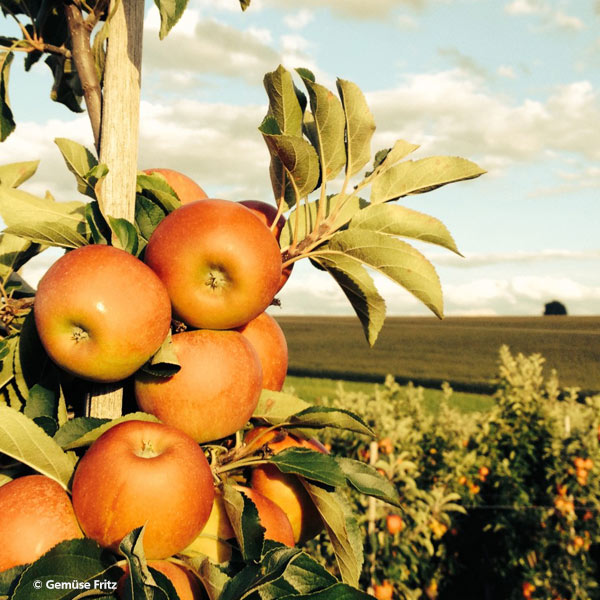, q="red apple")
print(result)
[135,329,262,444]
[239,200,293,292]
[34,244,172,383]
[237,312,288,391]
[143,168,208,204]
[144,199,282,330]
[0,475,83,571]
[71,420,214,559]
